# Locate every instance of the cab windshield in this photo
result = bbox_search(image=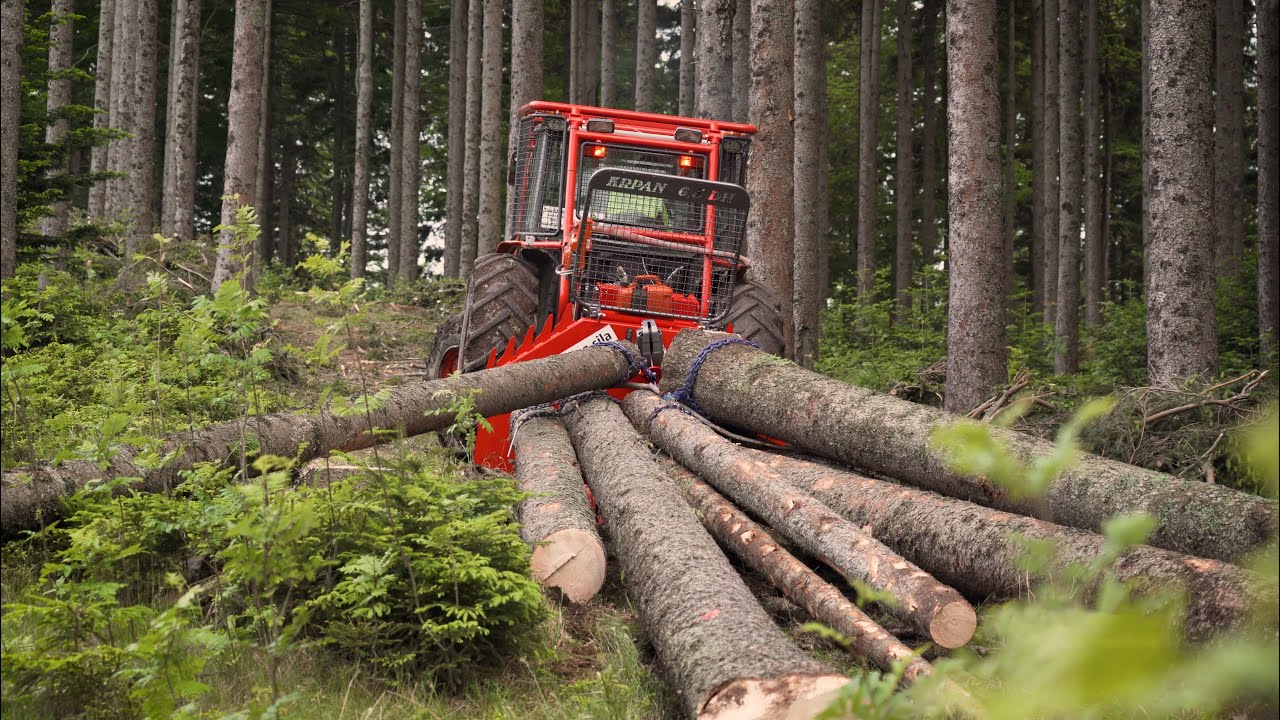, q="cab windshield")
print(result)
[576,145,708,233]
